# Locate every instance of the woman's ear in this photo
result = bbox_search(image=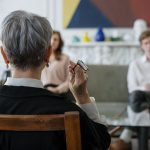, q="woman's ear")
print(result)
[0,47,9,65]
